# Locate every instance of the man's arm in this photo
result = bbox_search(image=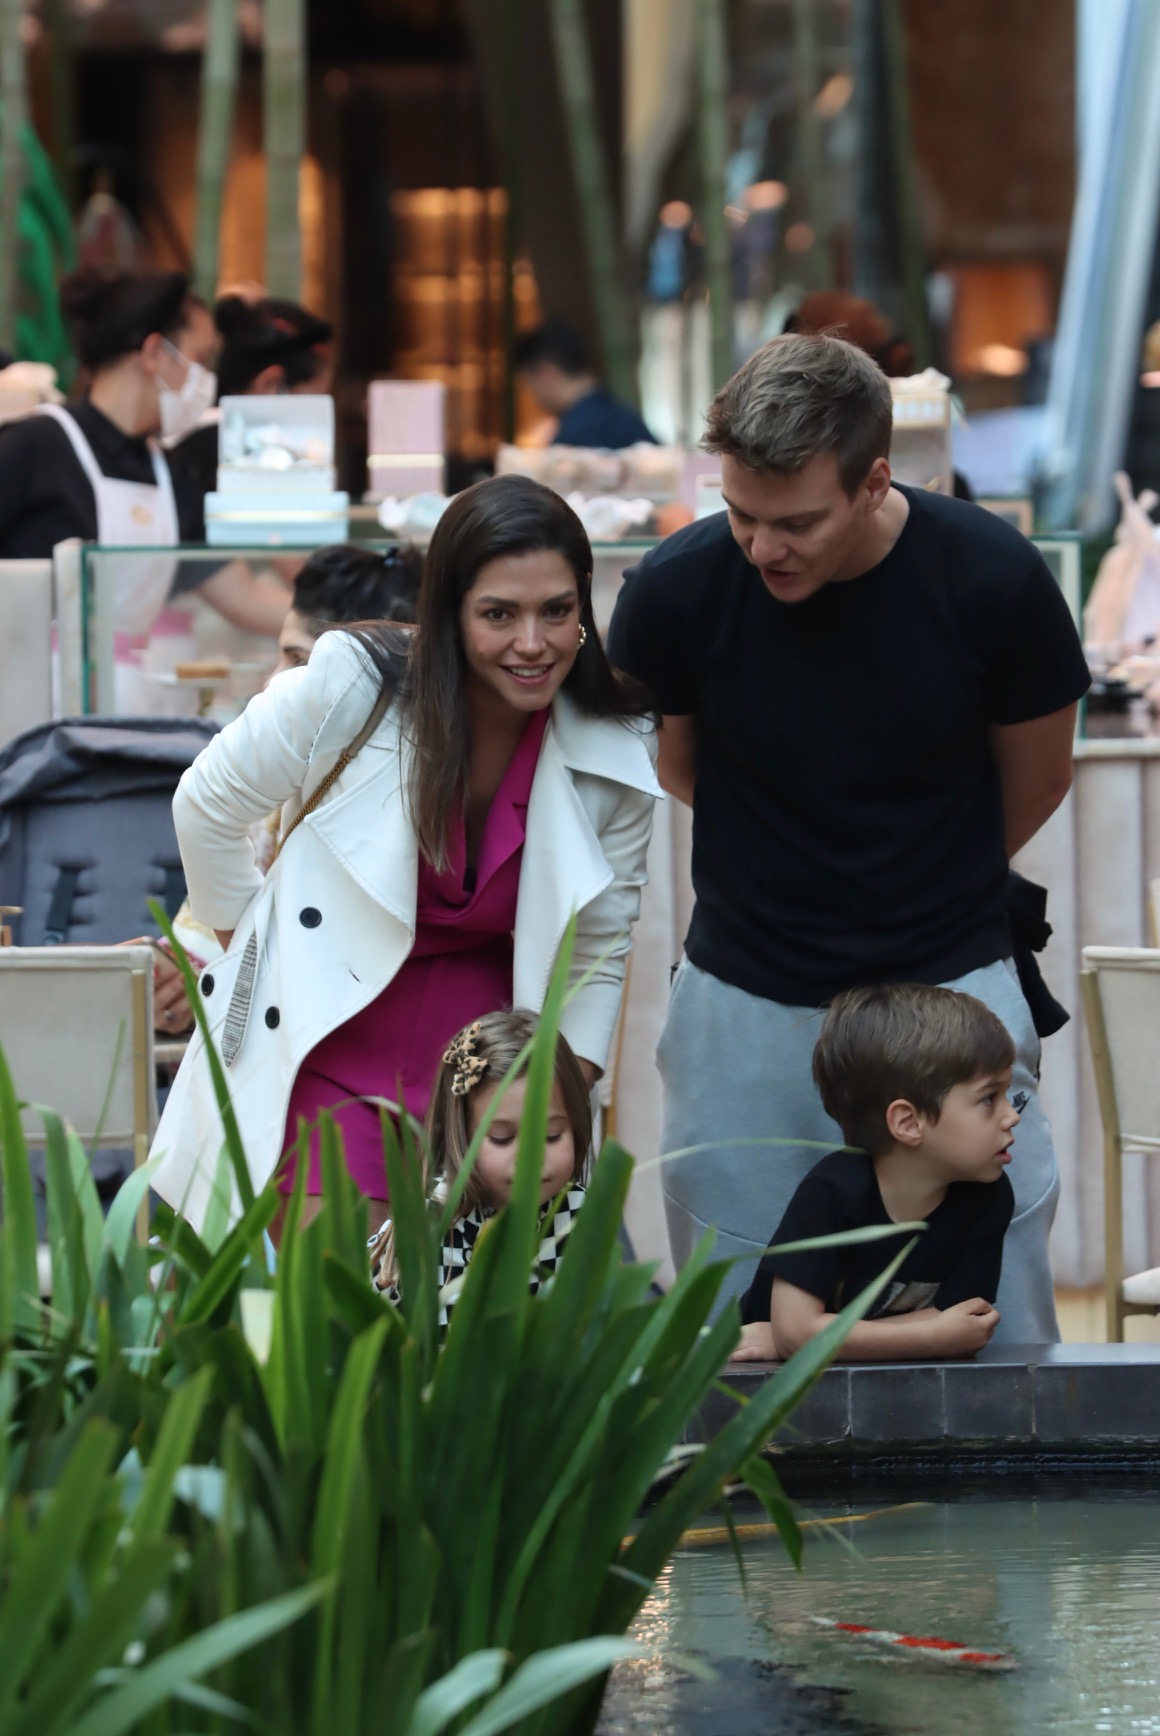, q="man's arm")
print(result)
[657,713,697,807]
[990,703,1077,859]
